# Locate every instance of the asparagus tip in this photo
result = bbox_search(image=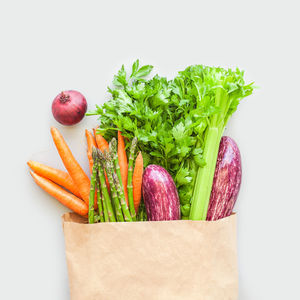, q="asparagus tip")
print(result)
[109,138,117,153]
[104,150,114,169]
[112,172,119,184]
[130,137,138,151]
[97,148,104,159]
[92,146,98,162]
